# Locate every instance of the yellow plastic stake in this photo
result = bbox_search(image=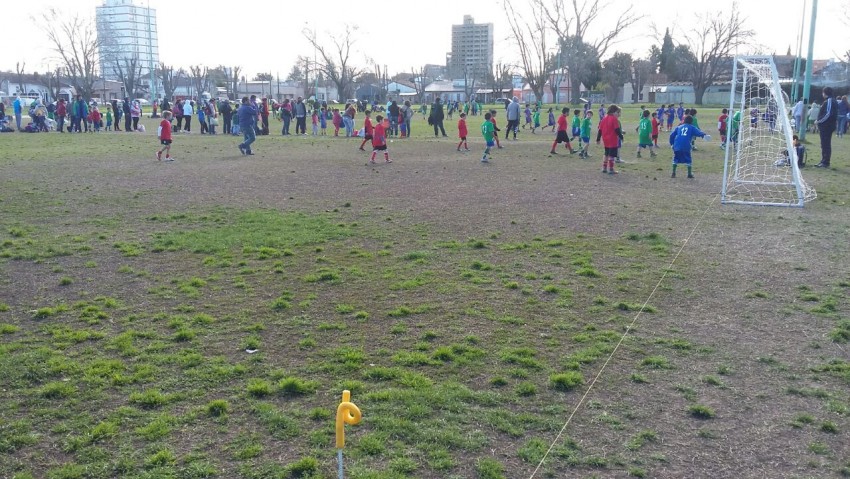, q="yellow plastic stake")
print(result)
[335,390,361,449]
